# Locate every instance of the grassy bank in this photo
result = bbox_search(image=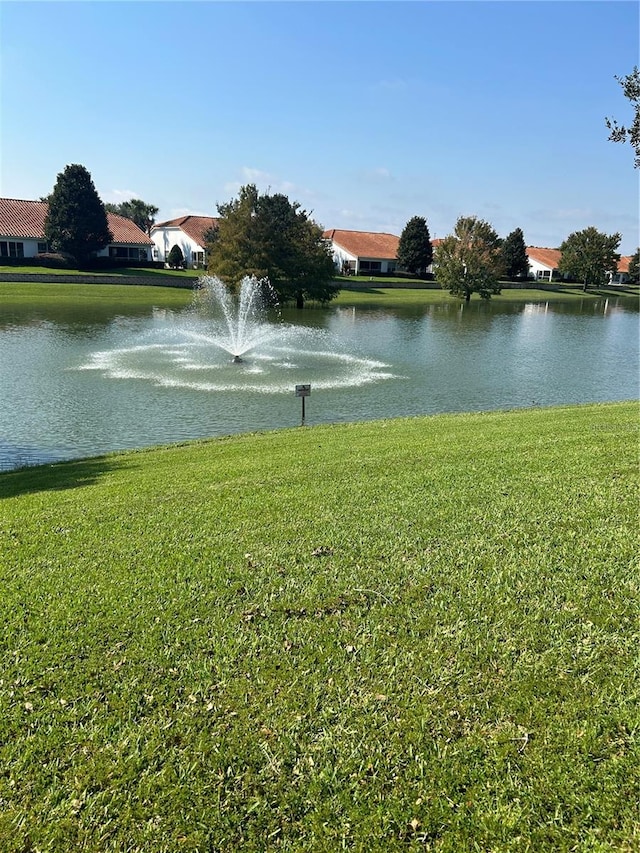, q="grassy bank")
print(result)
[1,403,638,851]
[1,280,638,314]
